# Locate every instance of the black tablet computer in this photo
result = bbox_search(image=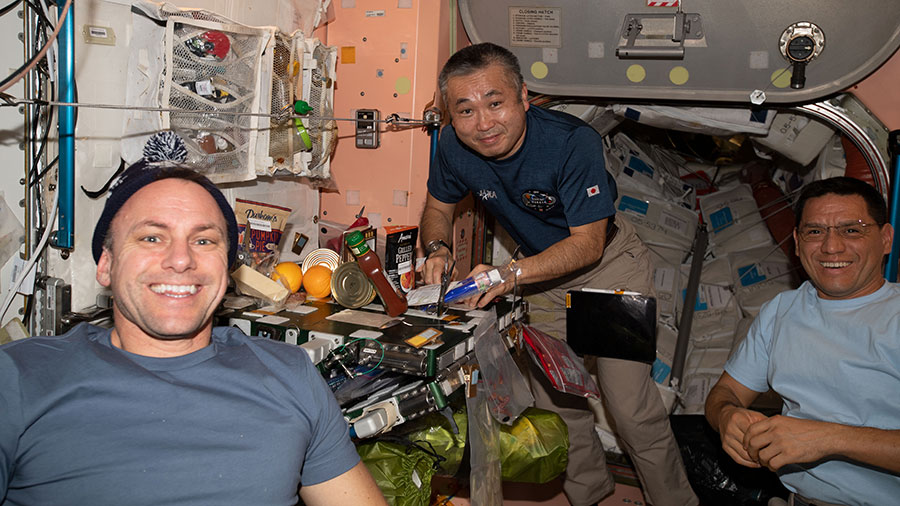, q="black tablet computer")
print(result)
[565,289,657,364]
